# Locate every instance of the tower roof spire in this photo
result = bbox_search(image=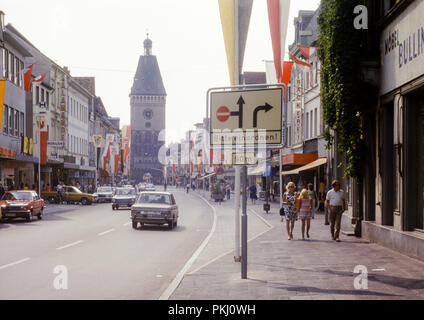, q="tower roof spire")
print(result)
[144,33,152,56]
